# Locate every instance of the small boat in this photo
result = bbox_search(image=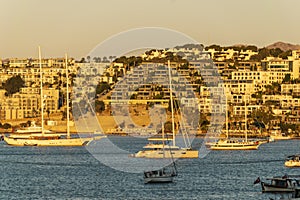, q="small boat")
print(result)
[285,155,300,168]
[270,127,291,141]
[143,123,178,184]
[257,175,300,193]
[144,168,177,184]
